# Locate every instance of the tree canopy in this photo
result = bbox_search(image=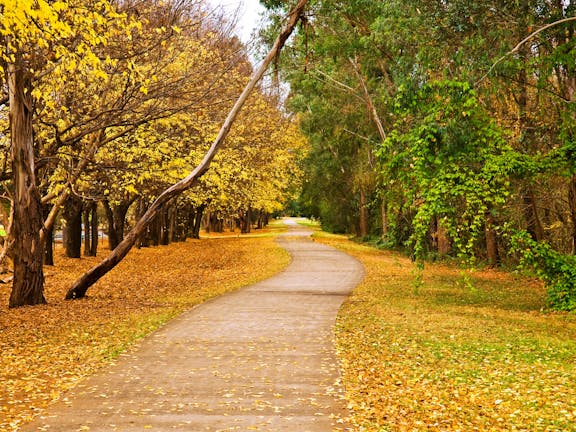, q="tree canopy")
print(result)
[271,0,576,310]
[1,0,309,307]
